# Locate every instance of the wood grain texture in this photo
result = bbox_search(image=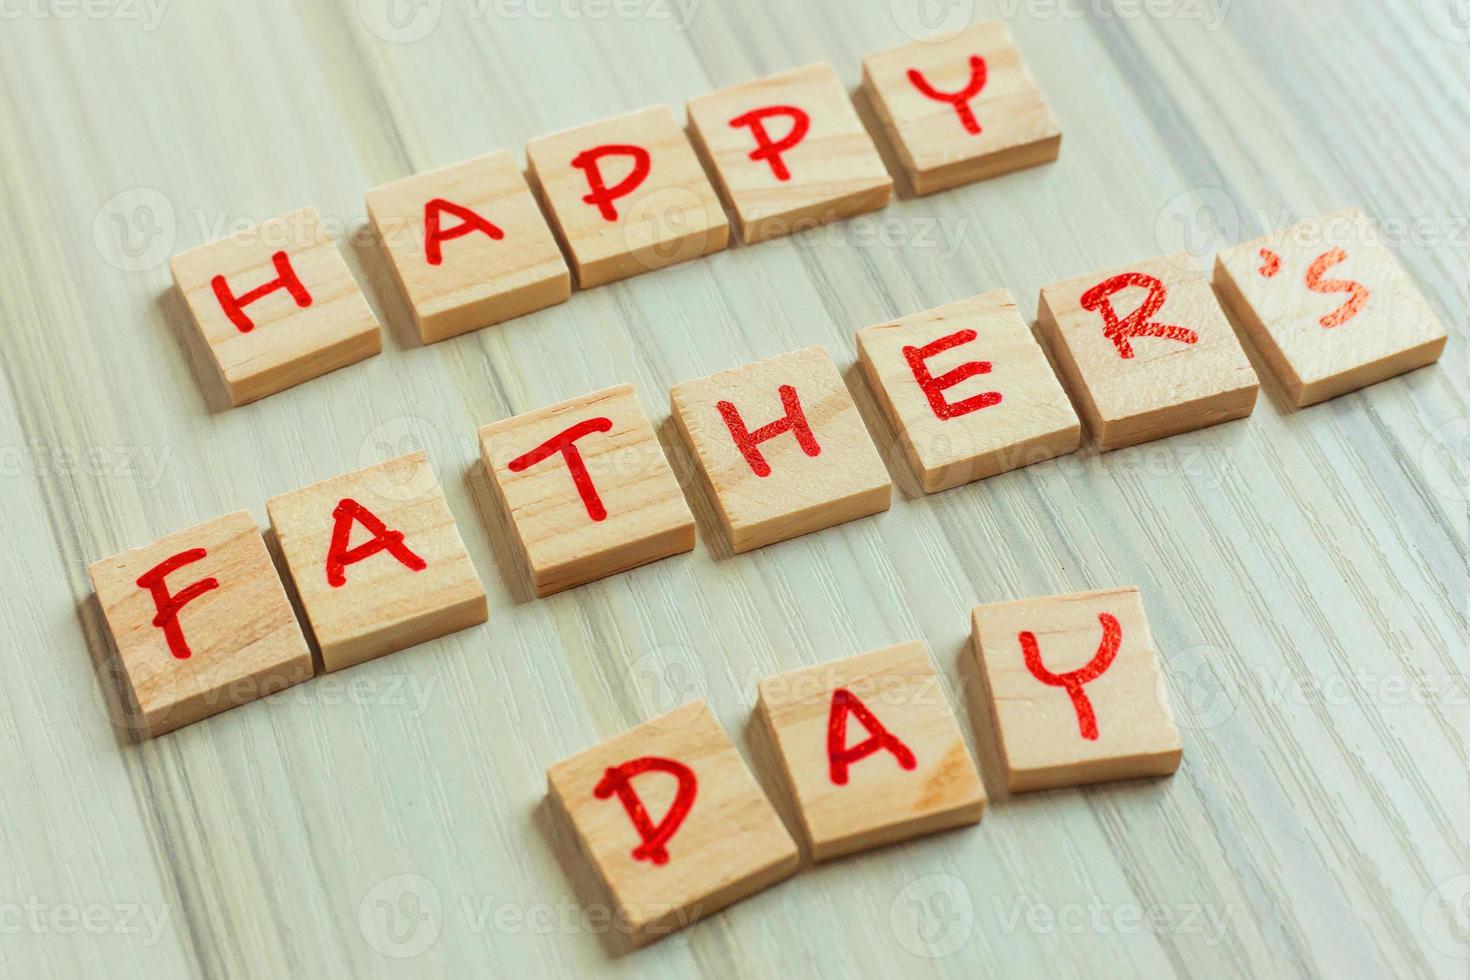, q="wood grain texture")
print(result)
[0,1,1465,977]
